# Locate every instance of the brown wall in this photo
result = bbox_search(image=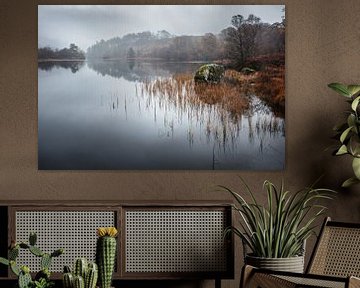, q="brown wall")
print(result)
[1,0,360,287]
